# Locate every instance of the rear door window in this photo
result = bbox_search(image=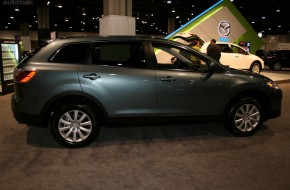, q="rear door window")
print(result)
[90,42,148,68]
